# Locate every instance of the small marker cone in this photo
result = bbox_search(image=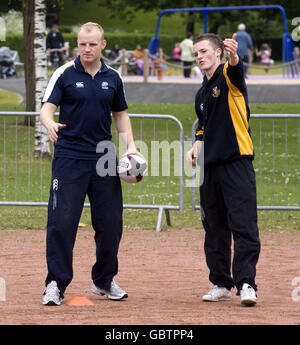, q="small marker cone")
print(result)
[66,295,94,306]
